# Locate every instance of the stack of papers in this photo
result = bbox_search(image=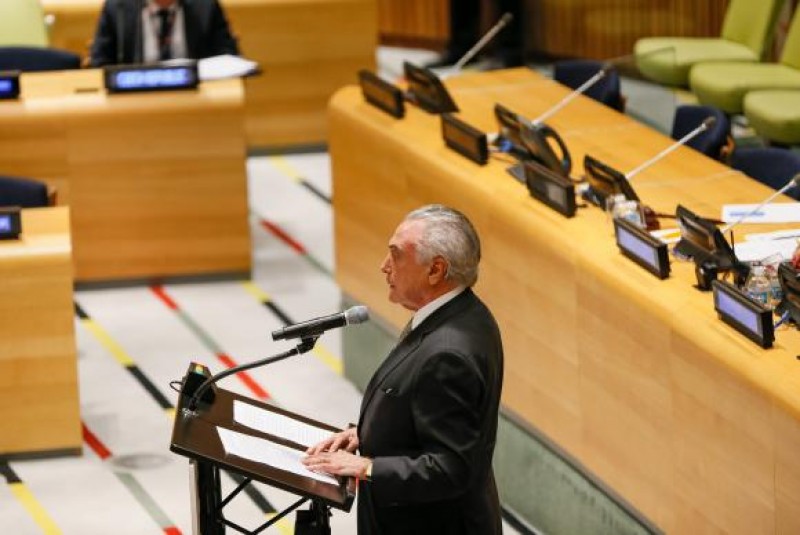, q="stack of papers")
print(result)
[198,55,259,81]
[217,427,339,486]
